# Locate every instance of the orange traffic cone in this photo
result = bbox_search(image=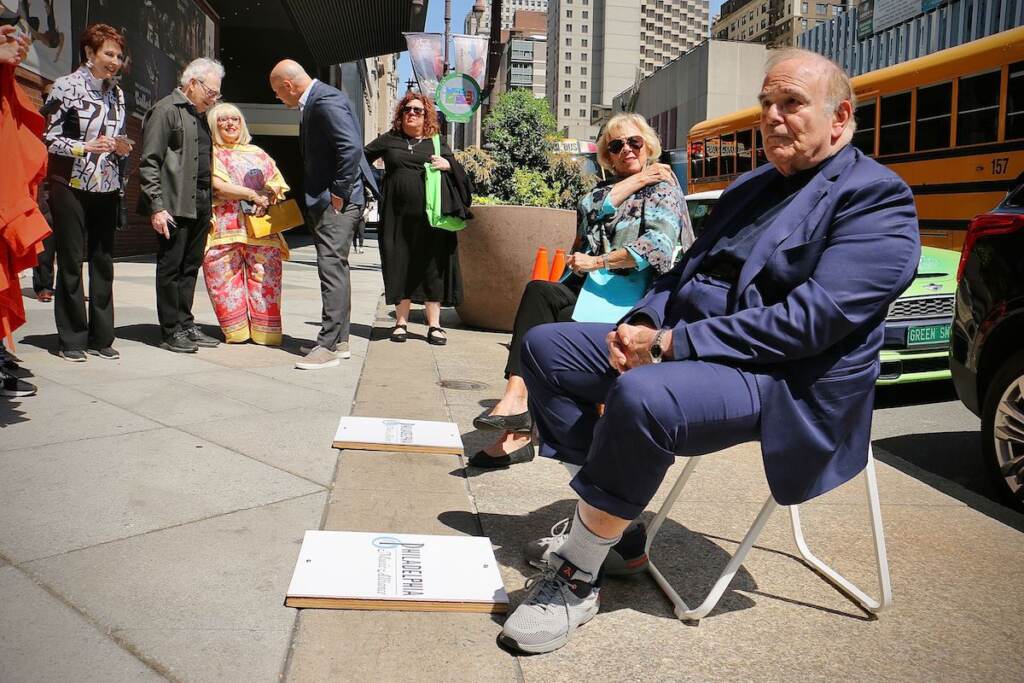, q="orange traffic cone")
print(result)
[531,247,549,281]
[548,248,567,282]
